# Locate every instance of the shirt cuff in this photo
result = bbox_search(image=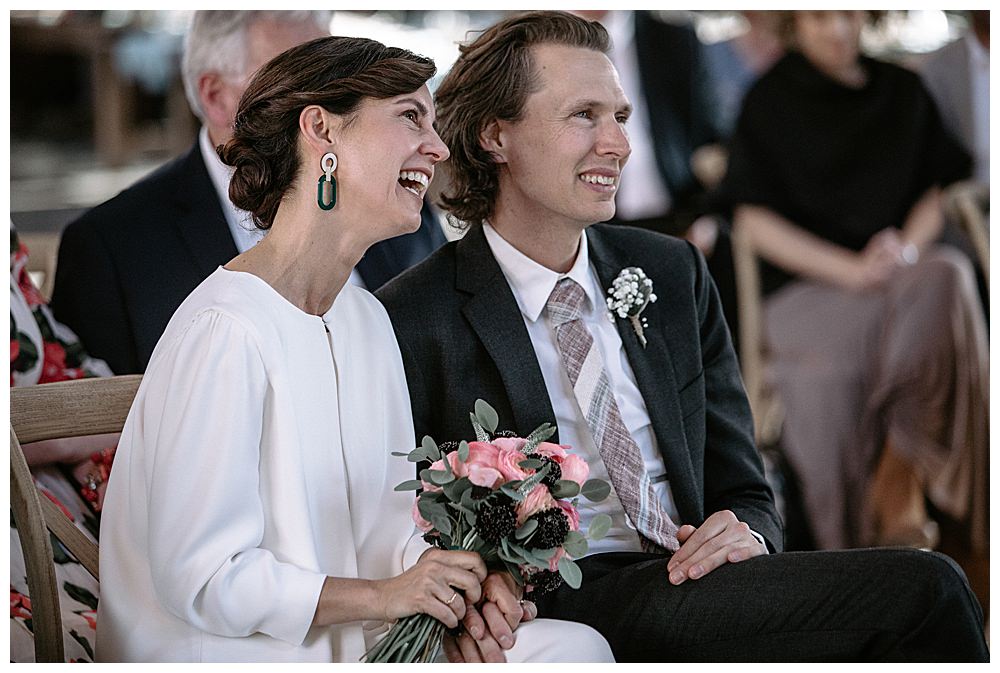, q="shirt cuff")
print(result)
[748,529,770,554]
